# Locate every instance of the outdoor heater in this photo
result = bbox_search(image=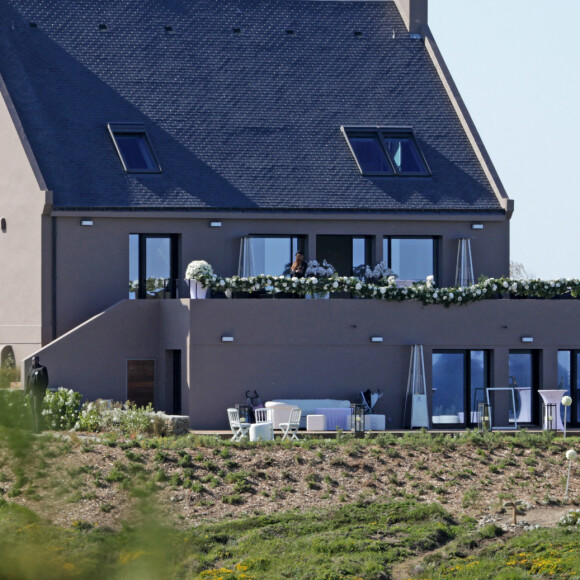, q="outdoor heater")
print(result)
[477,403,492,432]
[351,403,365,438]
